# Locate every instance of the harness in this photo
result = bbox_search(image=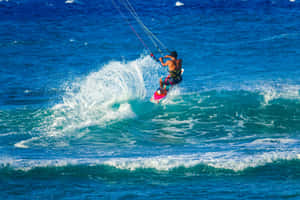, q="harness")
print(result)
[169,60,182,82]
